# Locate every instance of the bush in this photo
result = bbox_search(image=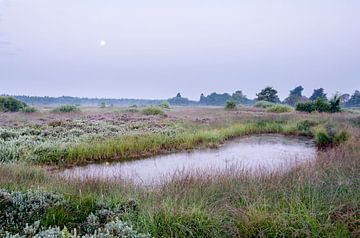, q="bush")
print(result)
[161,101,170,109]
[266,104,293,113]
[225,100,236,110]
[296,101,315,113]
[21,107,37,113]
[296,97,341,113]
[142,107,164,116]
[315,126,350,149]
[254,101,276,108]
[52,105,80,113]
[0,97,27,112]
